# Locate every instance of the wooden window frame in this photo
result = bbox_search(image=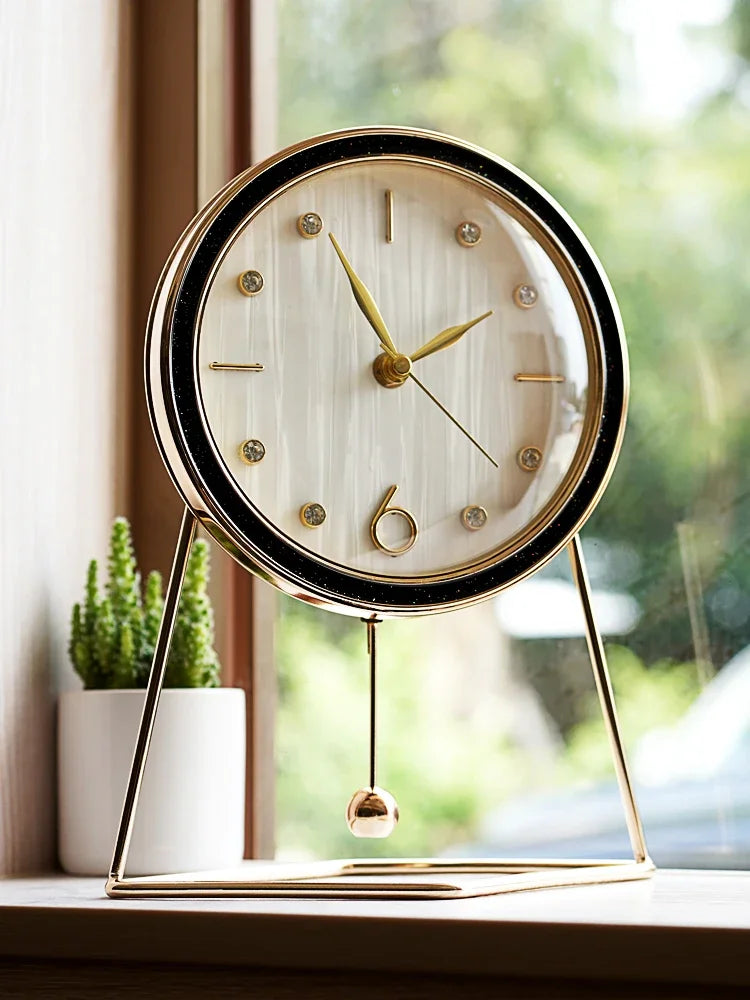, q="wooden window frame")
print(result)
[129,0,276,859]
